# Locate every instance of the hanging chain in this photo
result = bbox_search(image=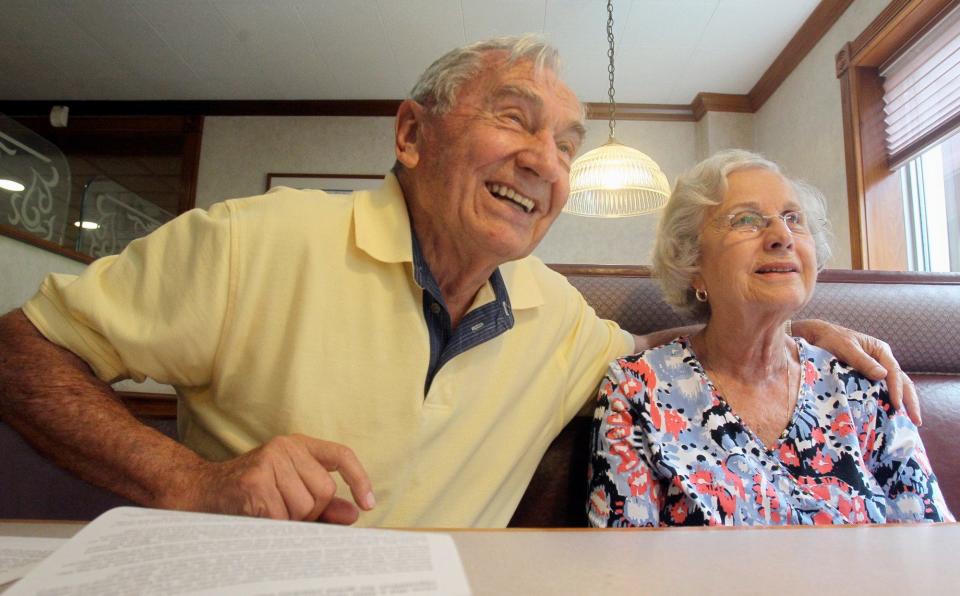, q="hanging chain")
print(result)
[606,0,616,139]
